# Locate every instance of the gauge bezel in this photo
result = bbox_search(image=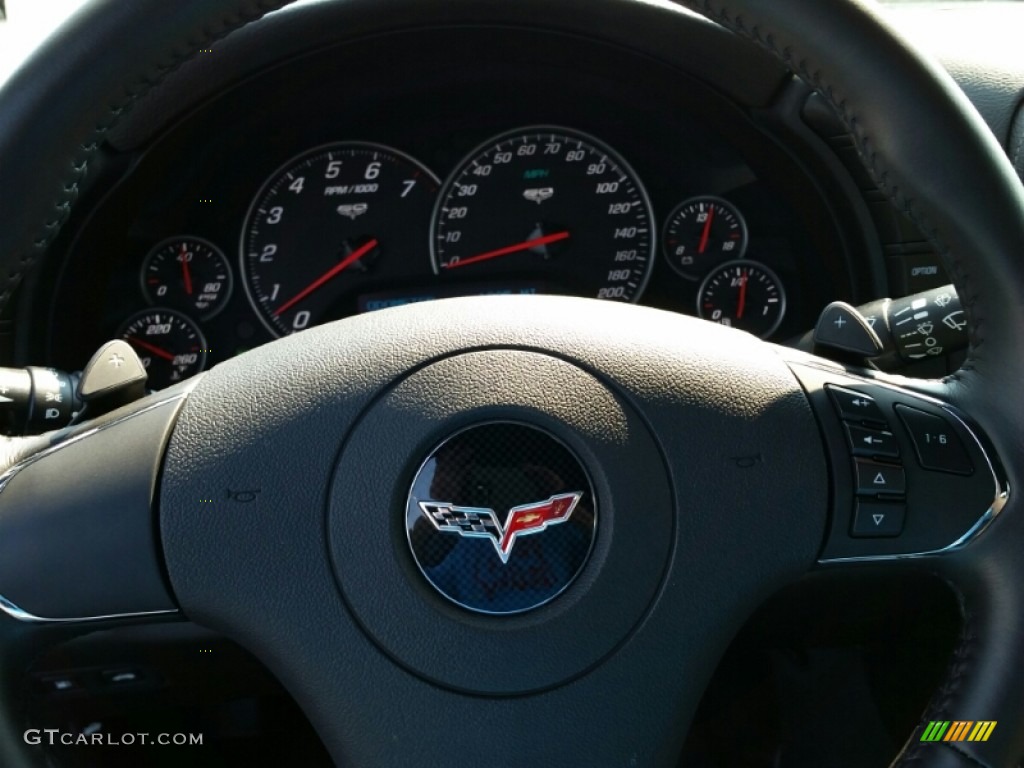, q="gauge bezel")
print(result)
[695,258,786,339]
[661,195,749,281]
[140,235,234,320]
[428,124,657,303]
[116,307,209,389]
[239,141,442,338]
